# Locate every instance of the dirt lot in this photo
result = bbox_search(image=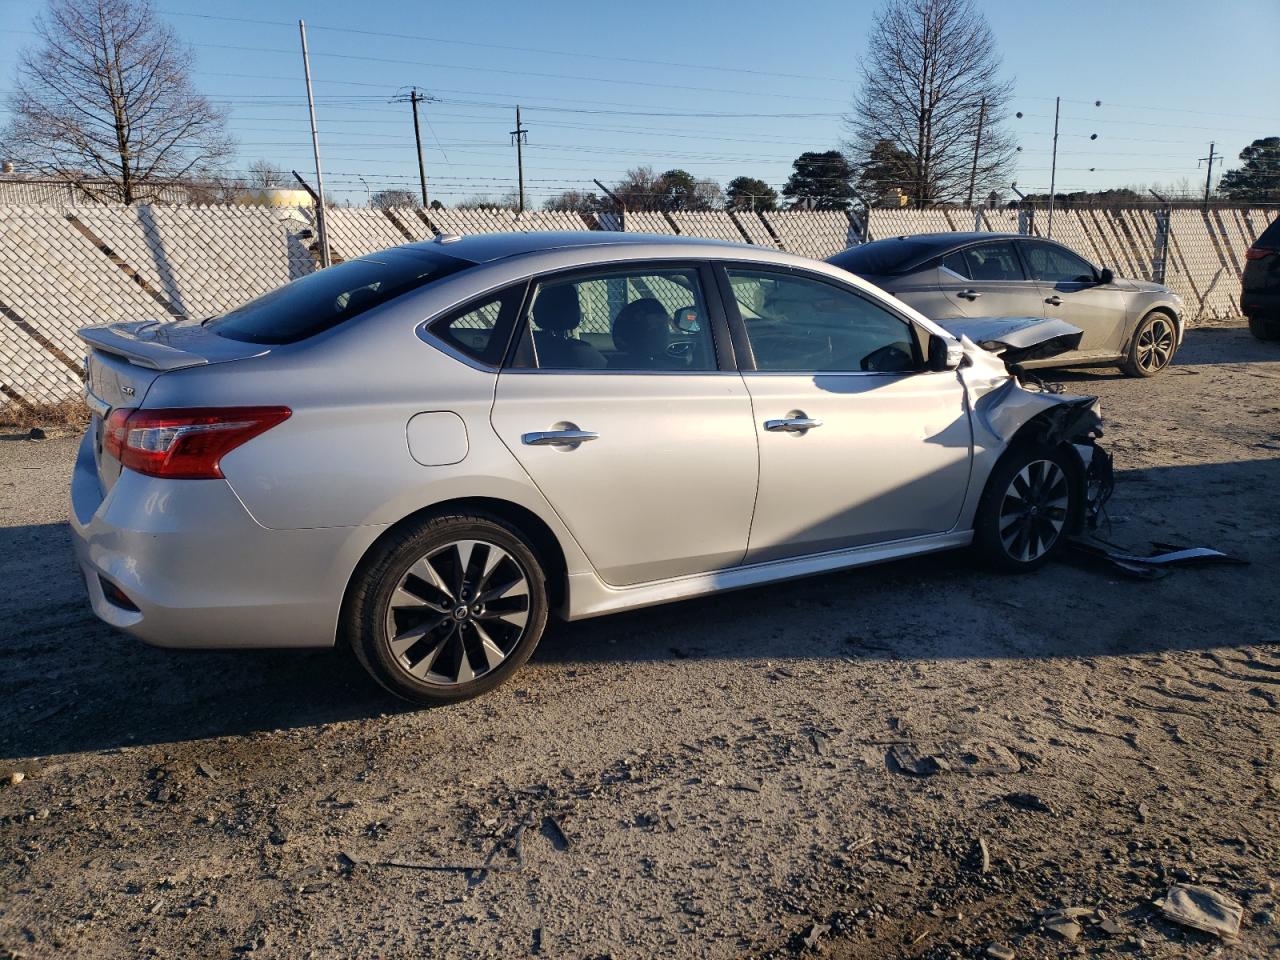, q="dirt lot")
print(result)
[2,320,1278,960]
